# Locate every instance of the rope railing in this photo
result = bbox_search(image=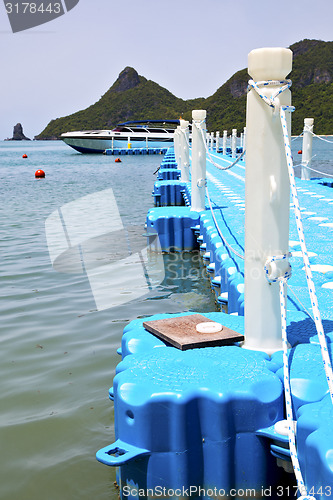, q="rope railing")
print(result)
[291,131,304,142]
[311,132,333,144]
[280,102,333,401]
[286,283,314,321]
[192,120,246,171]
[300,163,333,178]
[291,130,333,145]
